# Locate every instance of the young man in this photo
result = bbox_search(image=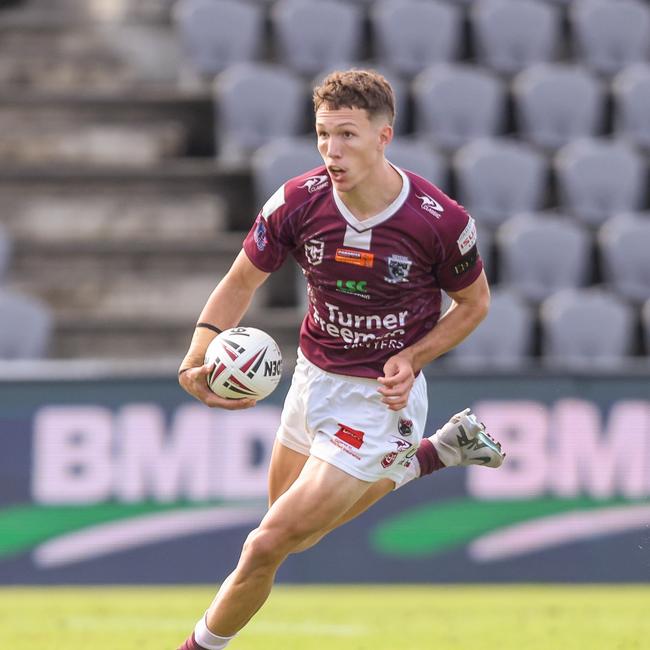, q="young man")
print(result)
[177,69,504,650]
